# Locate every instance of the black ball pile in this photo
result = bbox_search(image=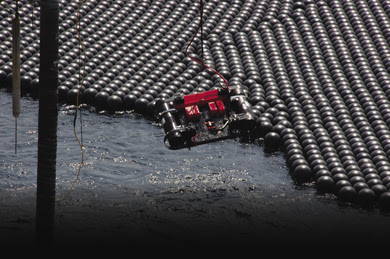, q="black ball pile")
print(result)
[2,0,390,208]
